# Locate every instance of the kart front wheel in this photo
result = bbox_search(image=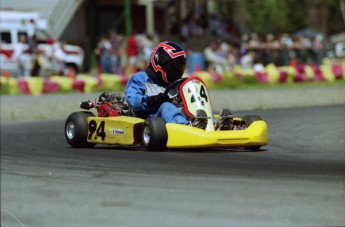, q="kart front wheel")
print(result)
[142,117,168,151]
[65,111,96,148]
[241,115,262,151]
